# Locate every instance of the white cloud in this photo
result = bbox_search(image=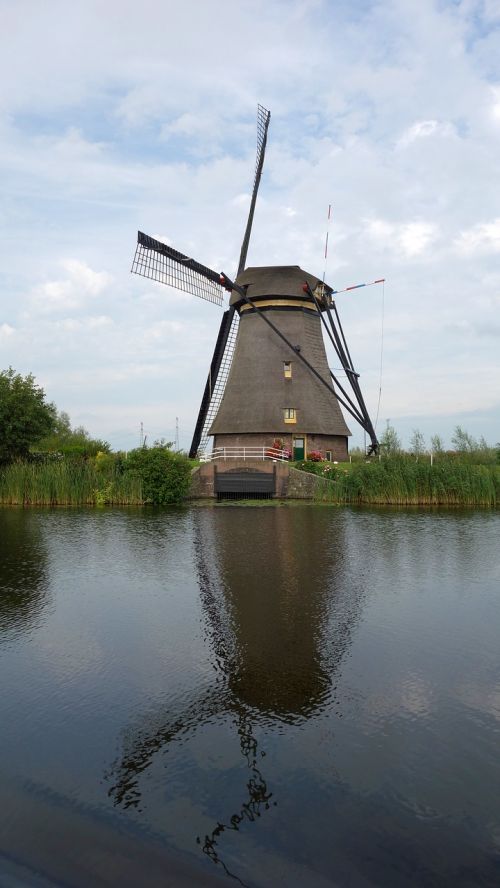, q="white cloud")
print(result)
[396,119,455,149]
[365,219,437,257]
[491,86,500,122]
[398,222,437,257]
[33,260,112,313]
[40,127,106,158]
[0,323,15,337]
[454,219,500,255]
[56,315,114,332]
